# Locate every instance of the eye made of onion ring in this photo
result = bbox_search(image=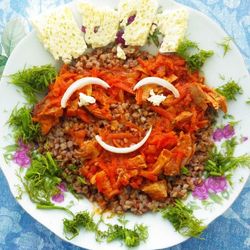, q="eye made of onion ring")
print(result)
[133,76,180,98]
[61,77,110,108]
